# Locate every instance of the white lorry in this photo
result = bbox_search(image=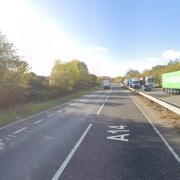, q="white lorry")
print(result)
[102,79,111,89]
[129,78,141,88]
[140,76,154,88]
